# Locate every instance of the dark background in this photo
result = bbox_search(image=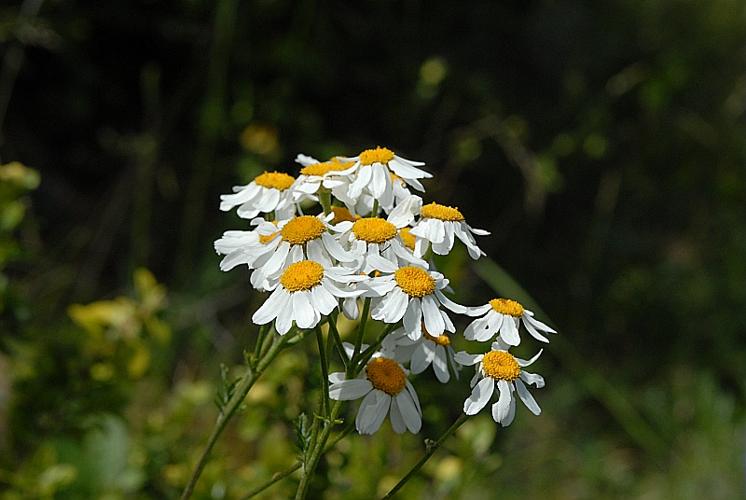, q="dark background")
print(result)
[1,1,745,498]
